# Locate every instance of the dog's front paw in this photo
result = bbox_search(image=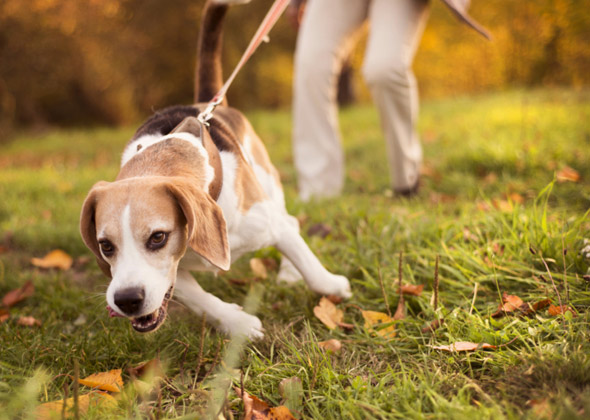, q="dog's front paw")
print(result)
[220,310,264,340]
[314,274,352,299]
